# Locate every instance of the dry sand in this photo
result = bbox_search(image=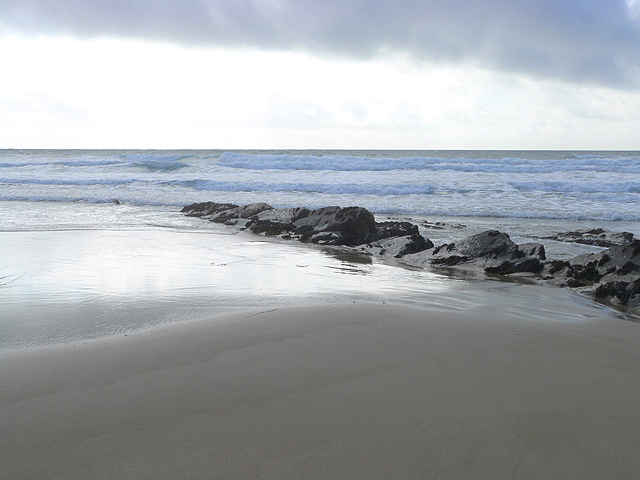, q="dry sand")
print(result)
[2,290,640,479]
